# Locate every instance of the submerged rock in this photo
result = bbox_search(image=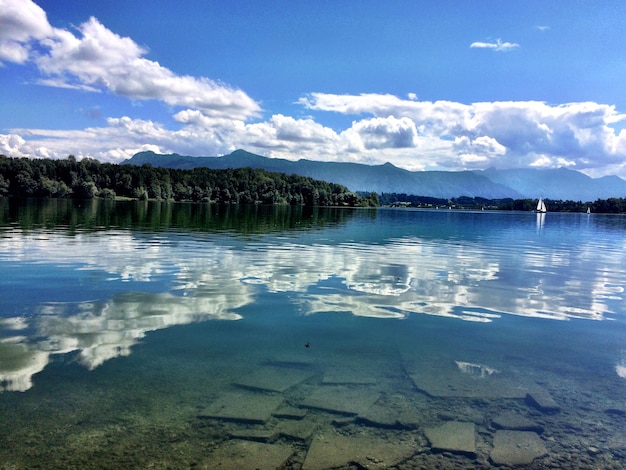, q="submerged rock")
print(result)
[273,404,308,420]
[303,432,416,469]
[526,387,560,413]
[233,366,313,393]
[424,421,476,457]
[276,418,319,441]
[492,411,544,433]
[228,428,276,442]
[203,439,293,470]
[198,391,283,424]
[490,430,547,466]
[300,385,380,415]
[406,359,527,399]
